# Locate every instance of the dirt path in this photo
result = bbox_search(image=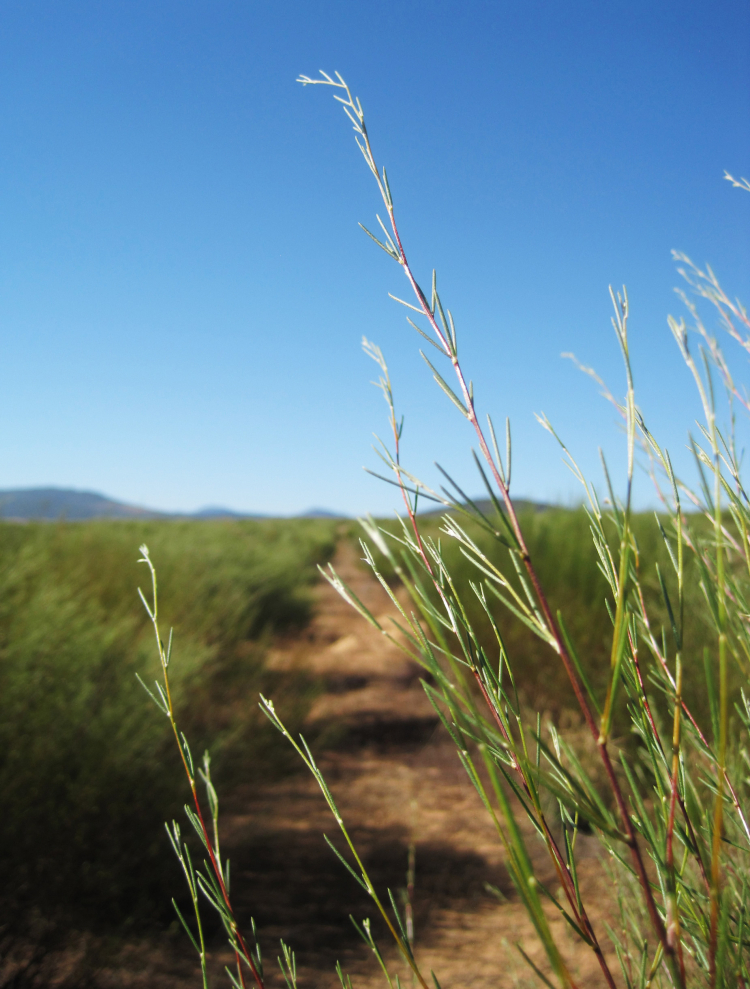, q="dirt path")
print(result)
[100,540,617,989]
